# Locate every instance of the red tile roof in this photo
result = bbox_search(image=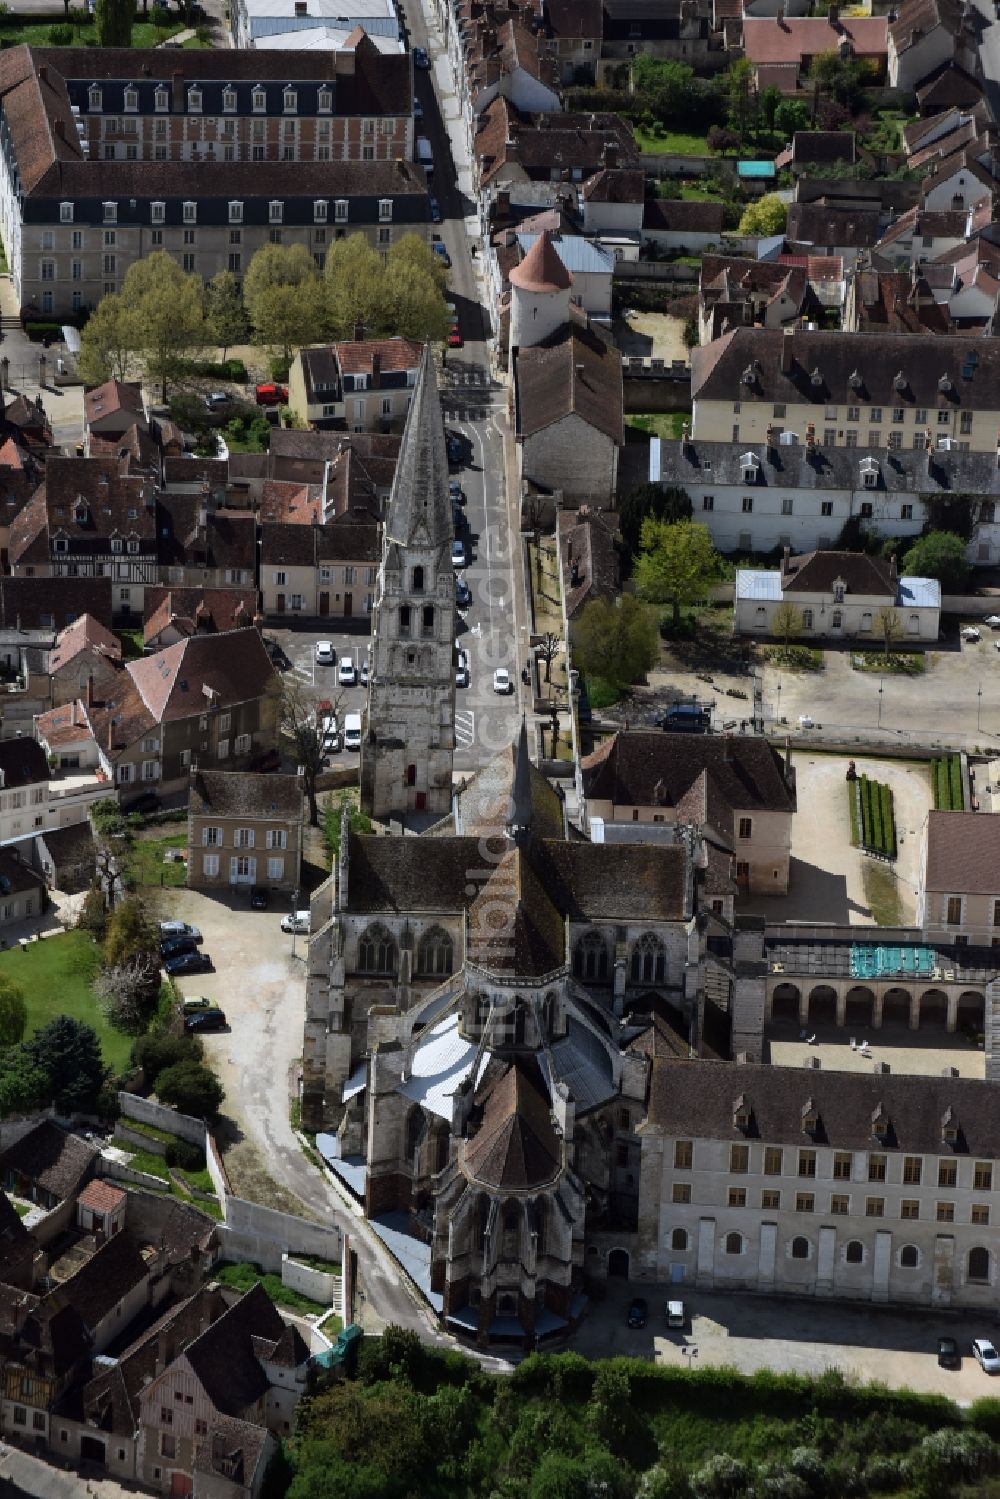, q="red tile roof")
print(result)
[509,228,573,293]
[77,1178,126,1215]
[742,14,888,64]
